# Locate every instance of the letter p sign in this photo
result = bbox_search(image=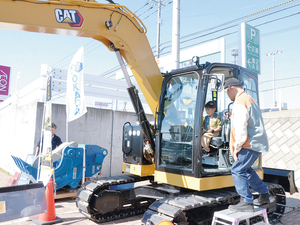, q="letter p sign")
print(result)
[251,28,256,40]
